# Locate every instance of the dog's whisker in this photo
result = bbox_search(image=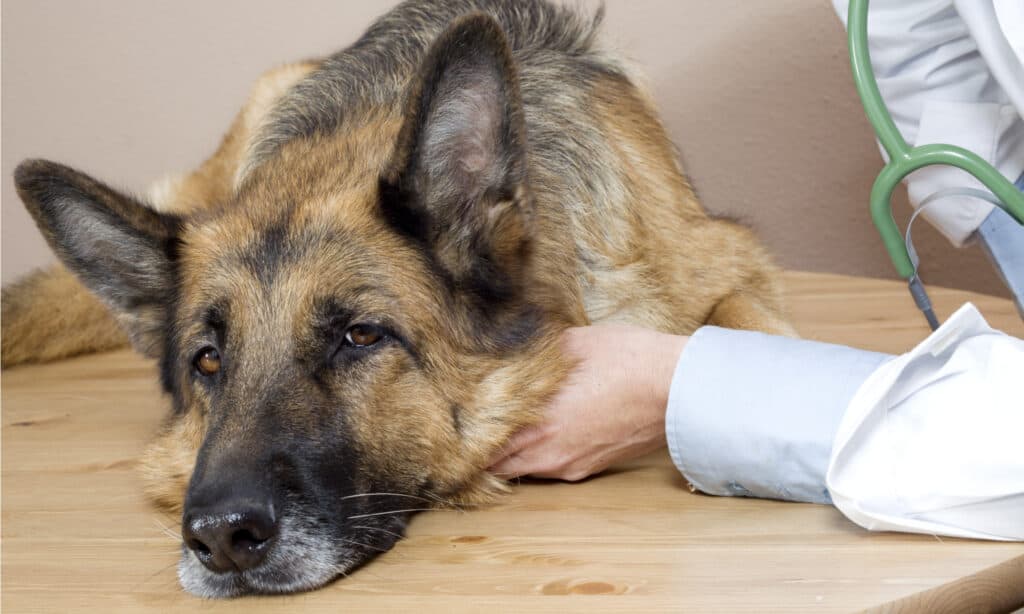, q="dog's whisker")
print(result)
[346,507,442,519]
[338,538,392,554]
[351,524,406,541]
[130,559,180,593]
[412,490,473,511]
[152,518,183,543]
[339,492,435,504]
[340,491,471,513]
[421,490,462,509]
[153,517,180,533]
